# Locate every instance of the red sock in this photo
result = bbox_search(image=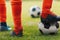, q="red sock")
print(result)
[0,0,6,22]
[11,0,23,34]
[41,0,53,19]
